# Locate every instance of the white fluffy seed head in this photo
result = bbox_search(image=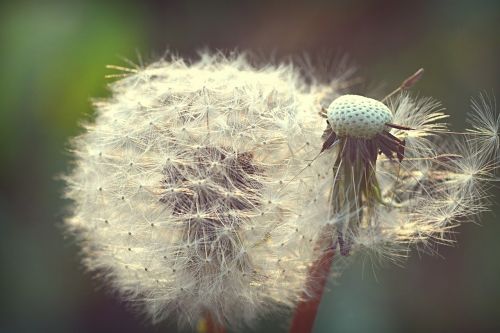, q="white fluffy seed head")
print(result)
[63,53,334,329]
[327,94,392,138]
